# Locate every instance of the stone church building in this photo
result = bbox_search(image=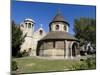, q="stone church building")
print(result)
[20,11,80,59]
[20,19,46,56]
